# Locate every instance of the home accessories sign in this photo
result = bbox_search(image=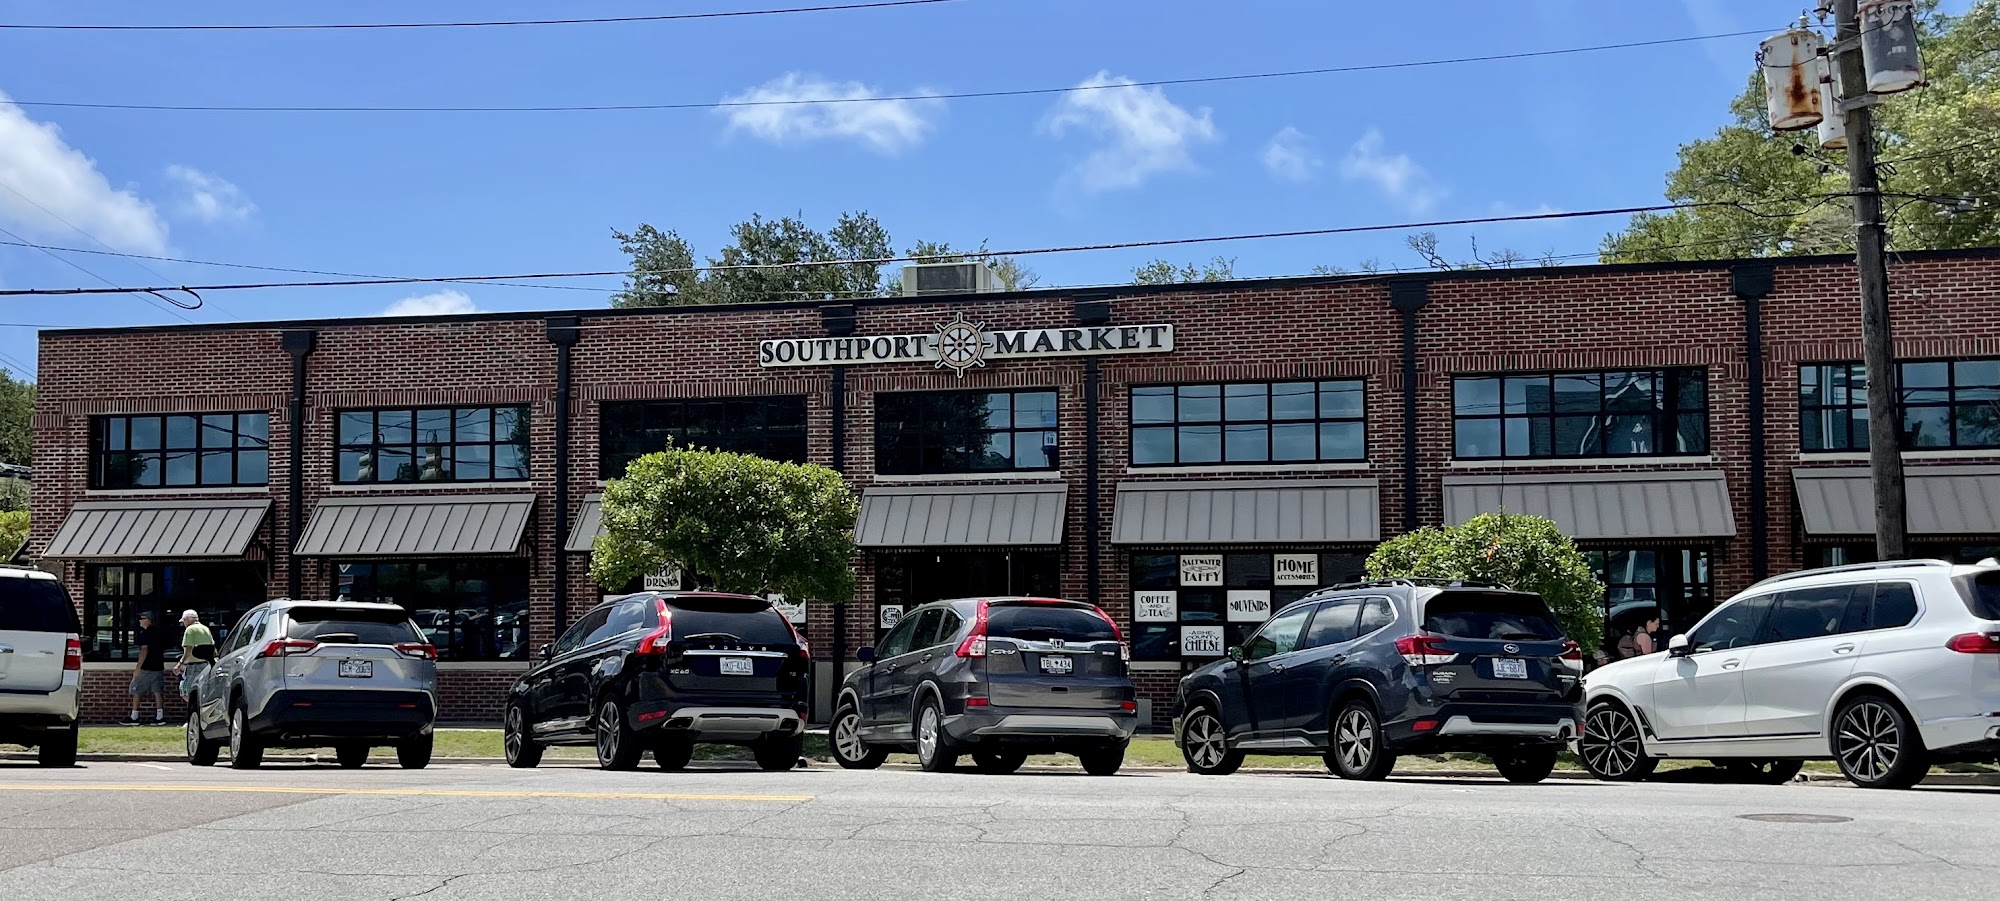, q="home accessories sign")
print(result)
[758,313,1175,377]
